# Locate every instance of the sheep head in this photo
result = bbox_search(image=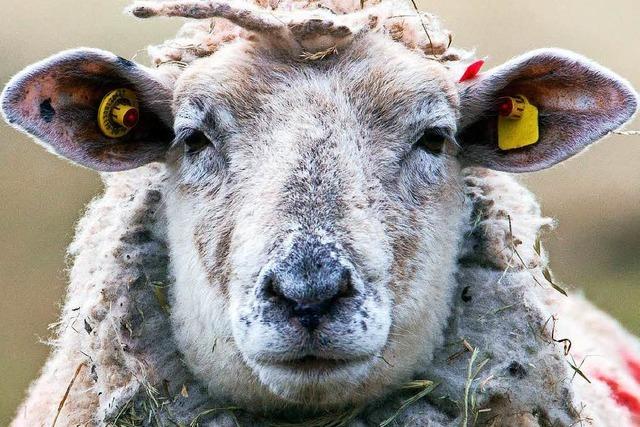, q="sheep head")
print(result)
[1,0,637,414]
